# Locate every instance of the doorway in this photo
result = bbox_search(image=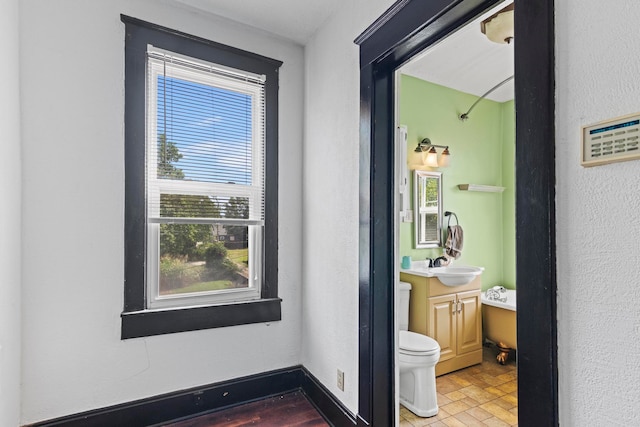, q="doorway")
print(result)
[395,3,516,423]
[355,1,557,426]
